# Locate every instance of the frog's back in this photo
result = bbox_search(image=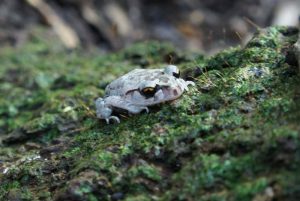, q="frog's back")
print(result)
[105,69,163,96]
